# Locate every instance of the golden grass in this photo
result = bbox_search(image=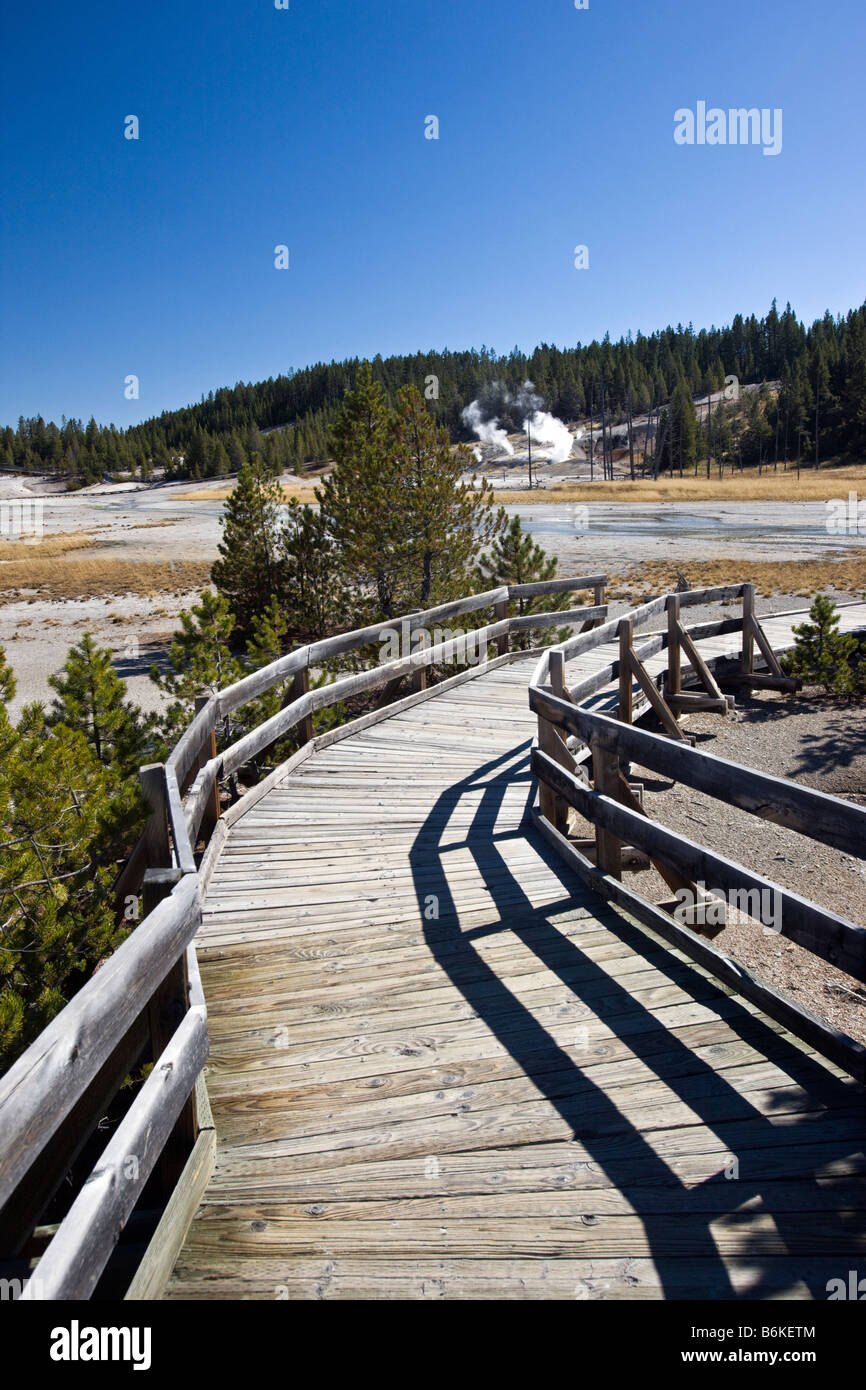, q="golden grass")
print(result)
[492,464,866,505]
[0,532,95,560]
[0,558,212,603]
[604,556,866,602]
[170,485,320,504]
